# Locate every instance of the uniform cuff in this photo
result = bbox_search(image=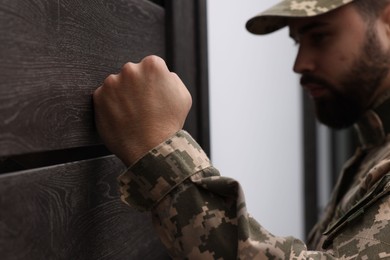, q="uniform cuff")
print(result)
[118,130,211,211]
